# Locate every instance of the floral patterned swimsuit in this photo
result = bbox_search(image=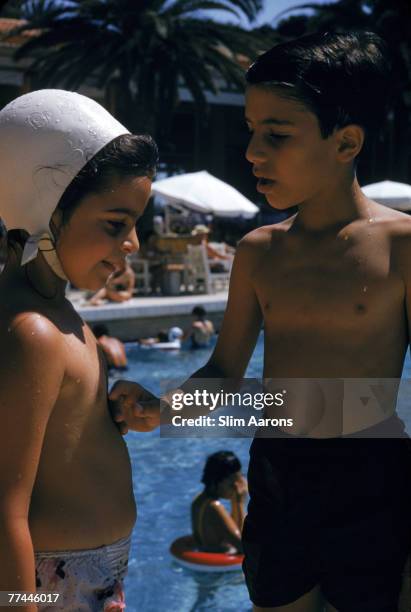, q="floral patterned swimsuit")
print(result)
[35,535,130,611]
